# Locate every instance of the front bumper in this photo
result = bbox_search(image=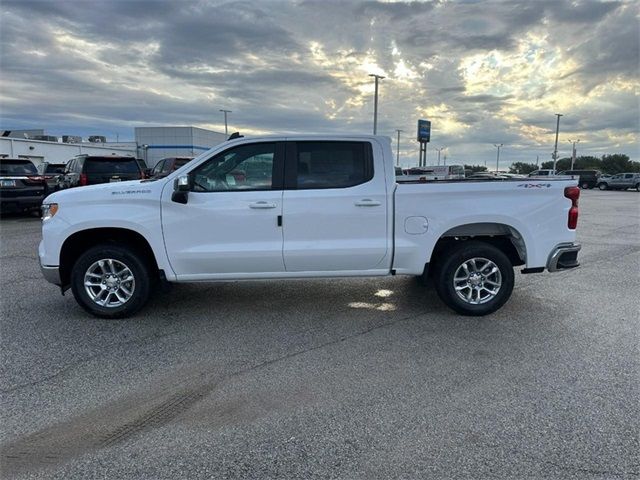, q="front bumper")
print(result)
[547,243,581,272]
[40,264,62,286]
